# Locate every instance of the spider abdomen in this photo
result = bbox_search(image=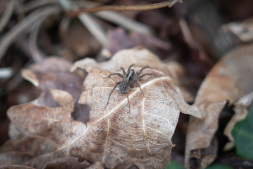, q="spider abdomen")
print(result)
[119,79,130,94]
